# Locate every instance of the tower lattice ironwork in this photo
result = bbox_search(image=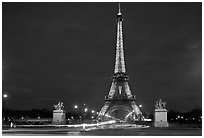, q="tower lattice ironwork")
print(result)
[97,4,142,122]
